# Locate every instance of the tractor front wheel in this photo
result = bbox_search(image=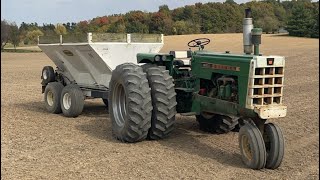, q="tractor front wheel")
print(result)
[109,63,152,143]
[239,123,266,170]
[263,123,285,169]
